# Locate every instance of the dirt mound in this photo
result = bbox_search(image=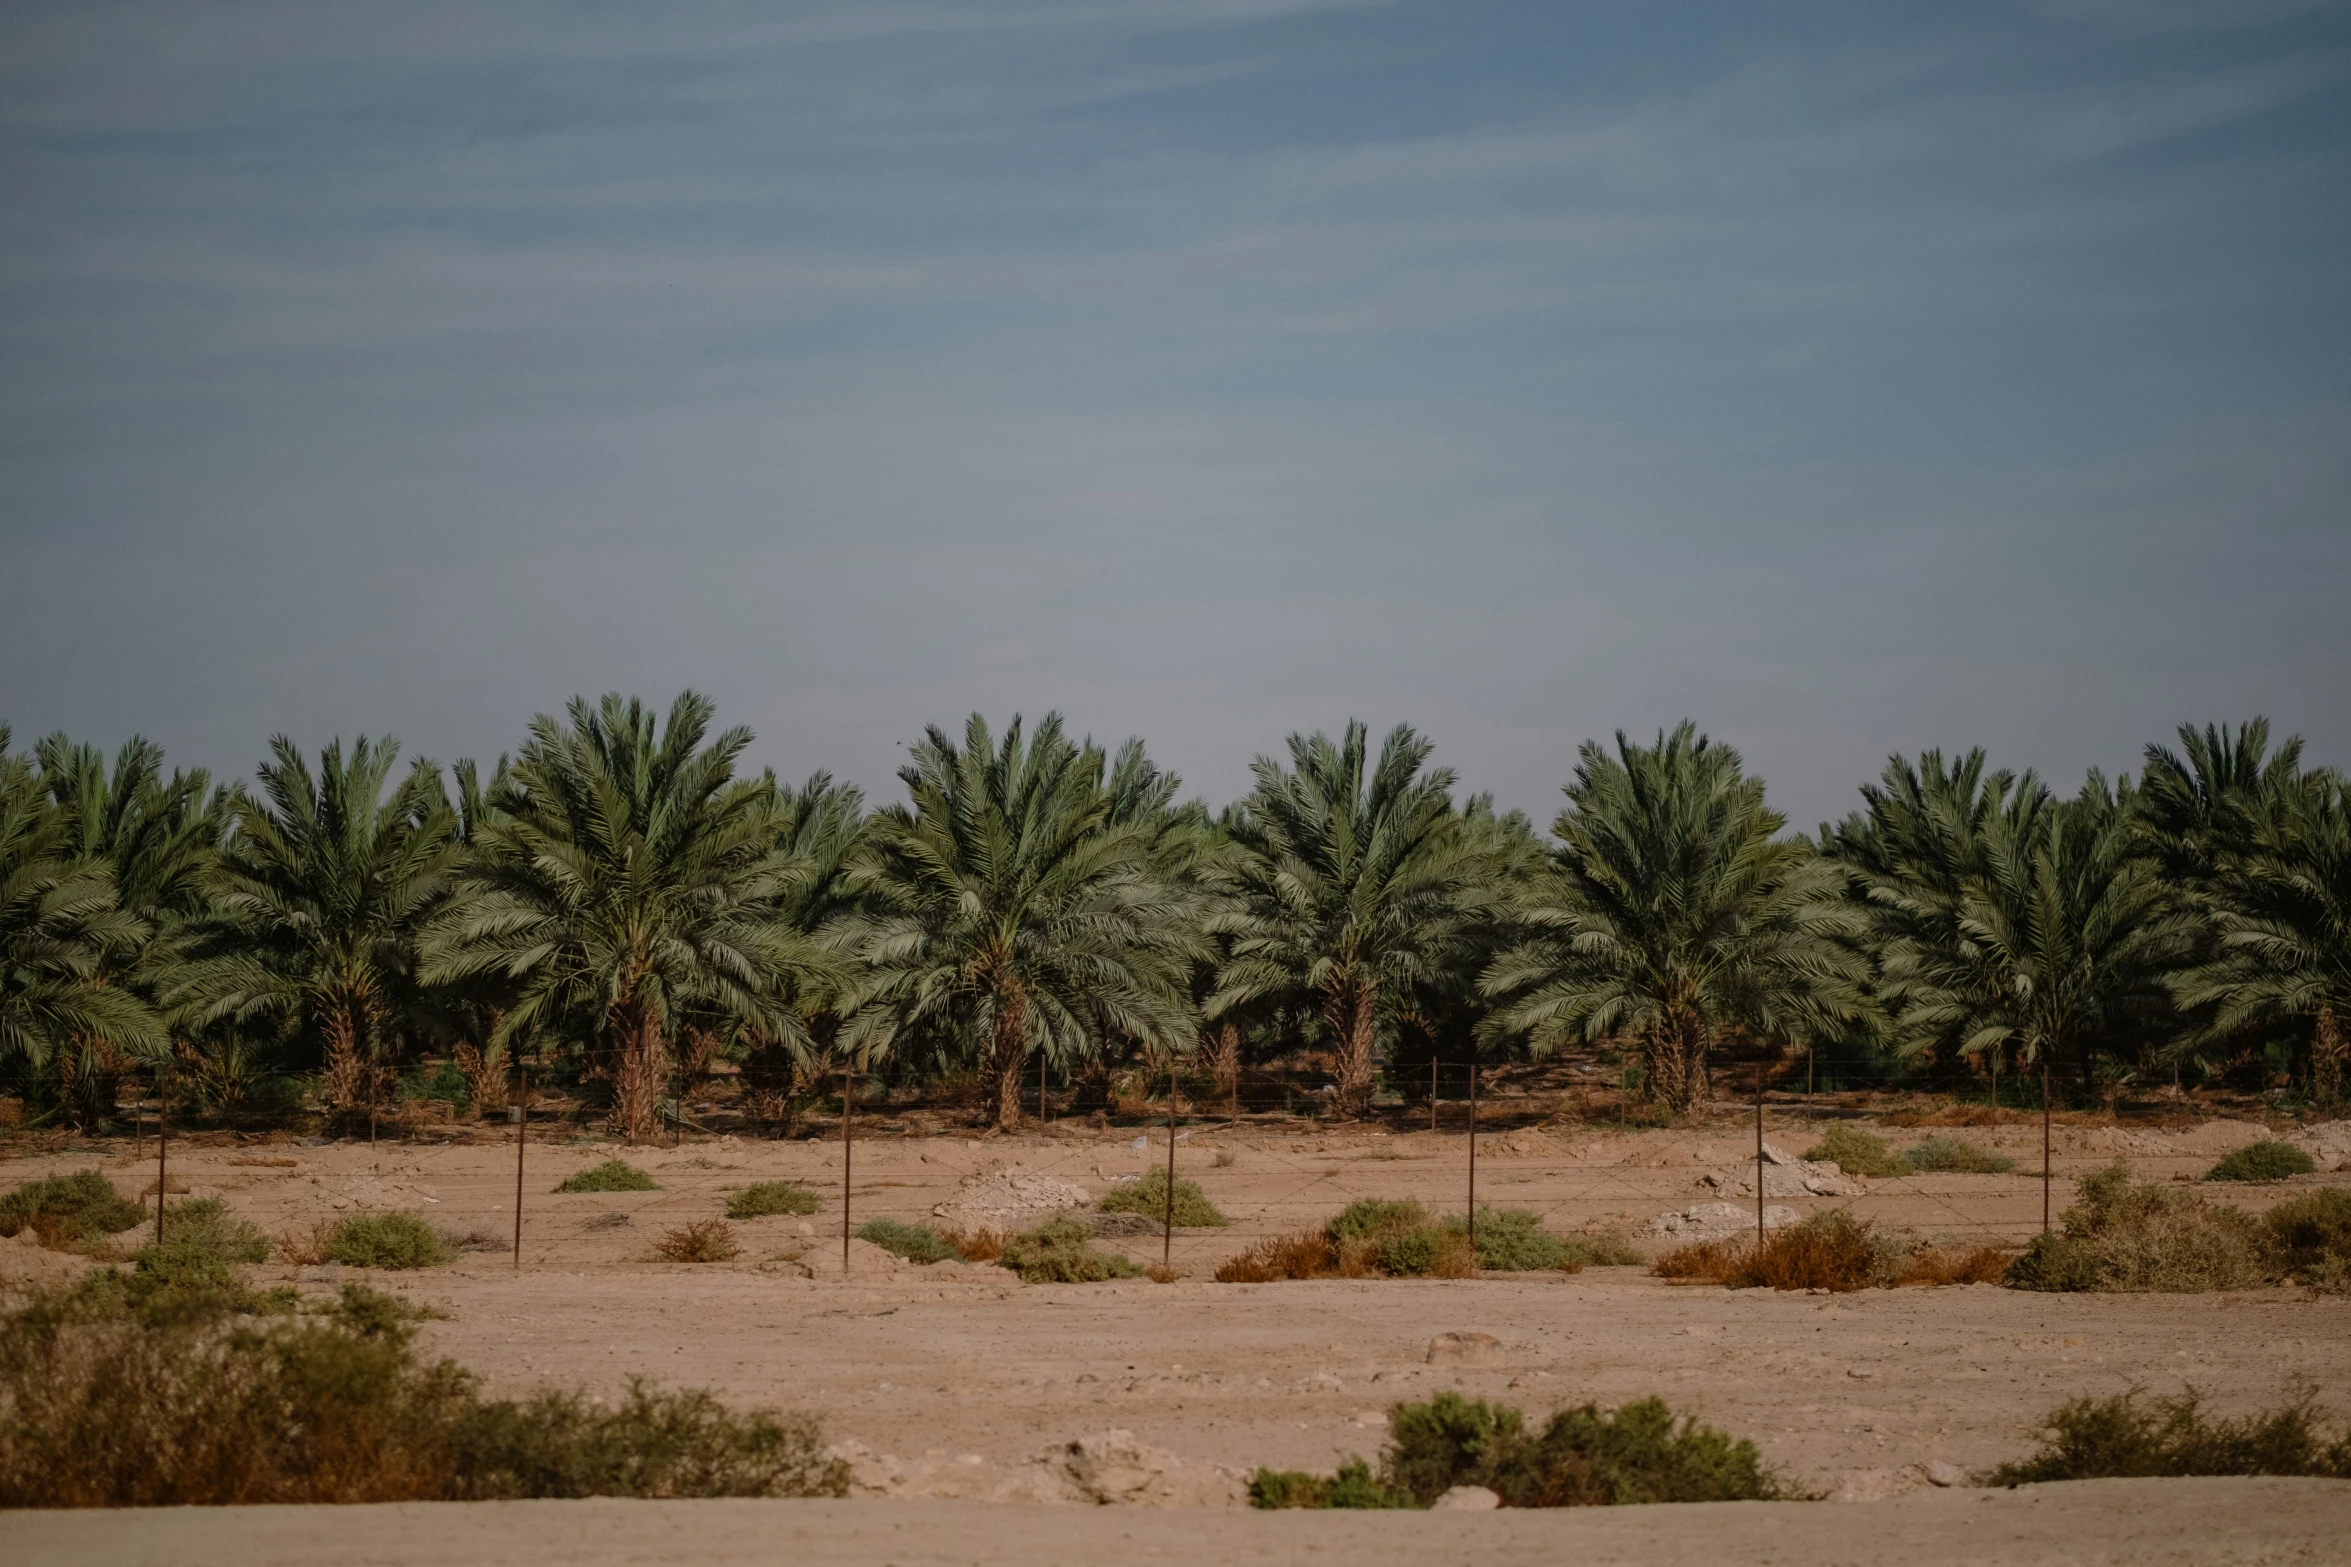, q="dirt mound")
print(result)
[1643,1201,1796,1238]
[930,1170,1090,1231]
[836,1429,1245,1506]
